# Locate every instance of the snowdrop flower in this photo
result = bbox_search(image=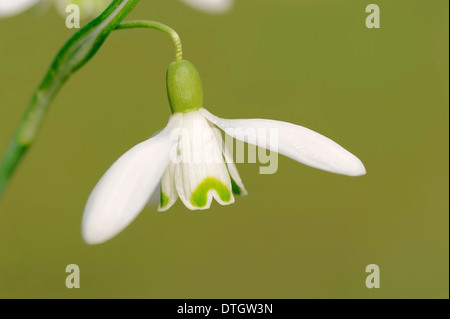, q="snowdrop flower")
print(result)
[0,0,232,18]
[0,0,111,18]
[0,0,40,17]
[179,0,232,14]
[82,59,366,244]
